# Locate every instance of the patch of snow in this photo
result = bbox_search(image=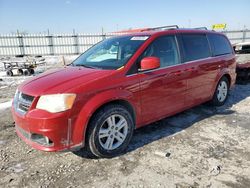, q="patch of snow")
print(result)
[0,140,6,145]
[0,71,6,77]
[7,163,25,173]
[0,85,8,89]
[231,96,250,114]
[0,100,12,111]
[236,54,250,64]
